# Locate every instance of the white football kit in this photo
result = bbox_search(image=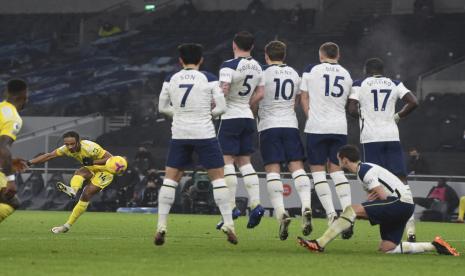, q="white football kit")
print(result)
[258,64,301,132]
[158,69,225,139]
[219,57,264,119]
[300,63,353,135]
[349,76,411,143]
